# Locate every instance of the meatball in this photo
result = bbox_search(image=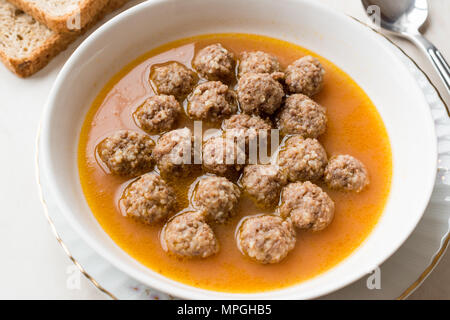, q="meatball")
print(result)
[150,62,198,98]
[324,155,369,192]
[193,44,236,82]
[134,94,182,134]
[285,55,325,97]
[241,164,287,208]
[202,135,246,176]
[153,128,195,177]
[277,94,327,138]
[237,73,284,116]
[163,211,219,258]
[187,81,237,123]
[193,176,241,223]
[238,215,296,264]
[223,114,272,145]
[277,135,327,182]
[279,182,334,231]
[122,172,177,224]
[238,51,281,76]
[97,130,154,177]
